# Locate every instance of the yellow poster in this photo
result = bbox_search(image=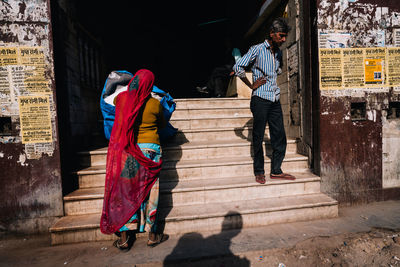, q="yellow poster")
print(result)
[0,47,18,65]
[319,47,398,90]
[0,46,50,100]
[17,47,50,94]
[342,48,365,88]
[387,48,400,87]
[364,48,386,86]
[319,48,343,90]
[18,95,52,144]
[364,58,383,84]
